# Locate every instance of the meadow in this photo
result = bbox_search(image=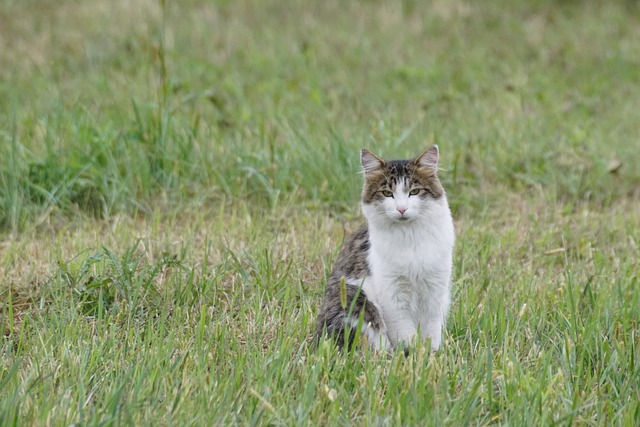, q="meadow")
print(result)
[1,0,639,425]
